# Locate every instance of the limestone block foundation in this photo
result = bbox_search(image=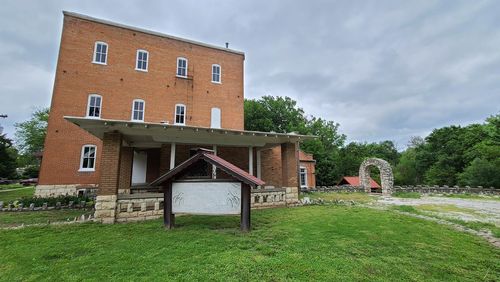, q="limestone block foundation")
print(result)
[285,186,299,204]
[94,195,118,224]
[35,184,98,197]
